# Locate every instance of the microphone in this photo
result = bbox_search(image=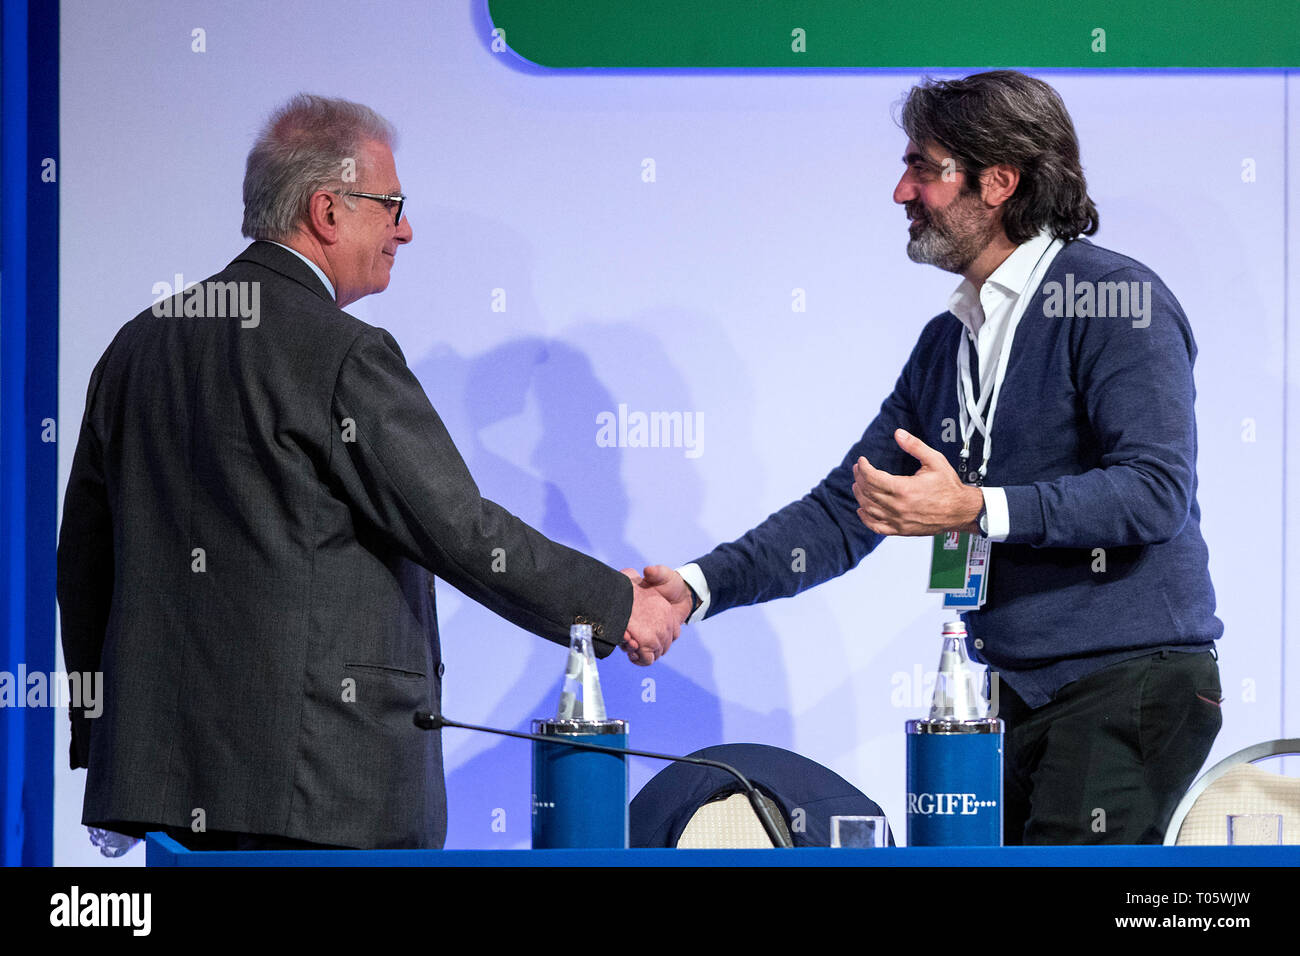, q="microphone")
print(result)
[414,711,794,849]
